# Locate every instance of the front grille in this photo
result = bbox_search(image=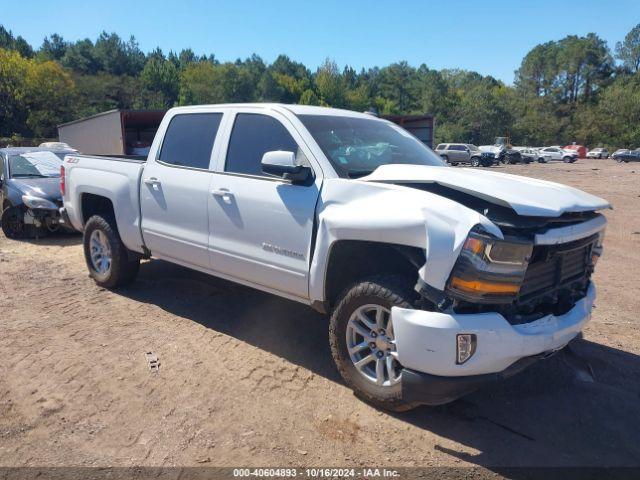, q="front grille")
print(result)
[519,234,596,302]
